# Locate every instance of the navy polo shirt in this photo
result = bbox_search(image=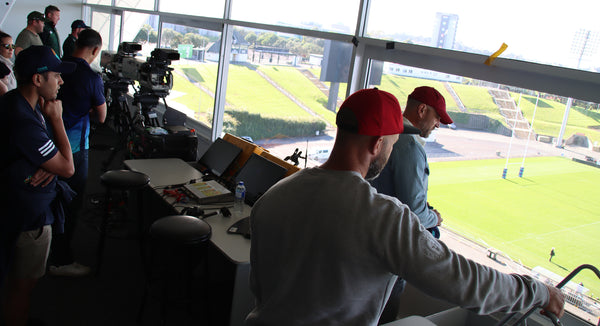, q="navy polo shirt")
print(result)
[58,56,105,153]
[0,89,59,231]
